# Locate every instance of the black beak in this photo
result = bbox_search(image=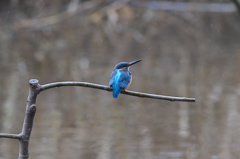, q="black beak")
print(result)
[128,59,142,66]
